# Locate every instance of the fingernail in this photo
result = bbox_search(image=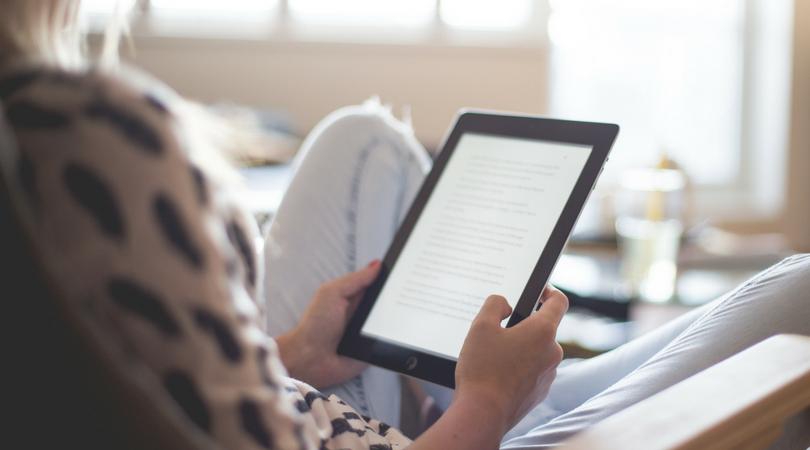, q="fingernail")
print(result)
[367,259,381,268]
